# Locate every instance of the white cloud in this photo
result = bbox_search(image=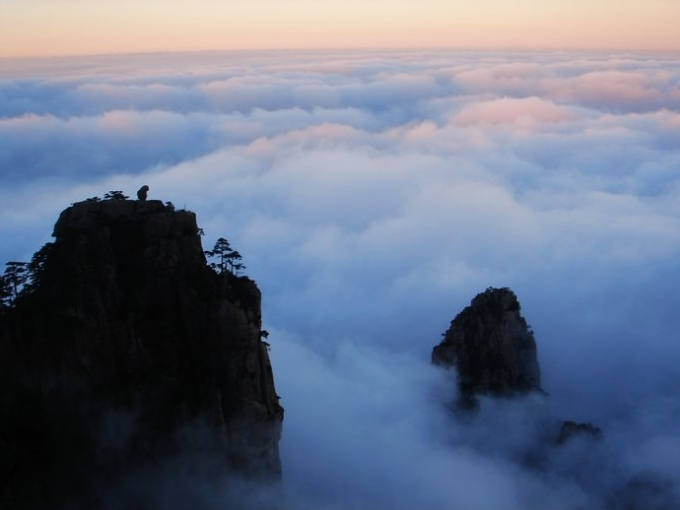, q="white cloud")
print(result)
[451,97,577,126]
[1,49,680,508]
